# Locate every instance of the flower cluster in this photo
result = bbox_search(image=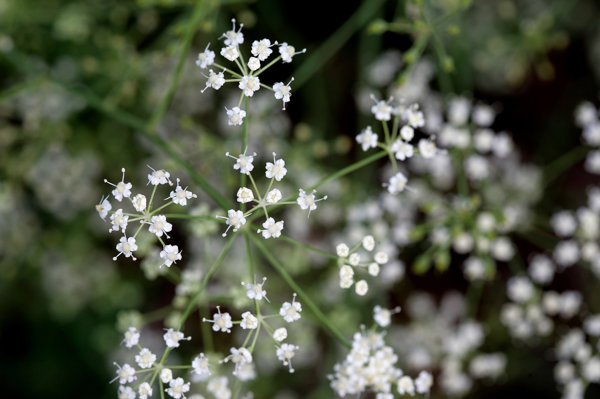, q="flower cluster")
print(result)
[575,101,600,174]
